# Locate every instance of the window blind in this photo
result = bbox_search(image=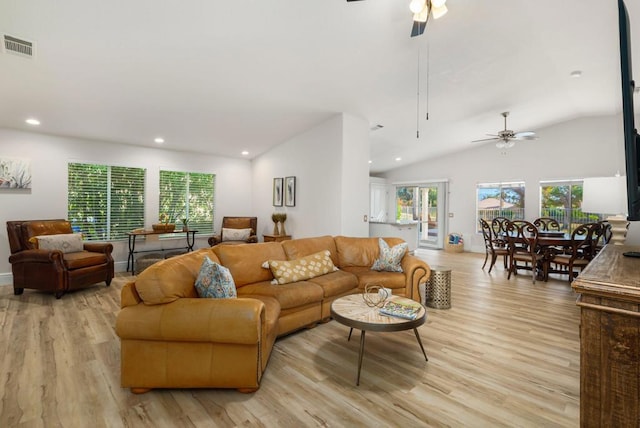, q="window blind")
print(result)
[159,170,215,234]
[68,163,145,240]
